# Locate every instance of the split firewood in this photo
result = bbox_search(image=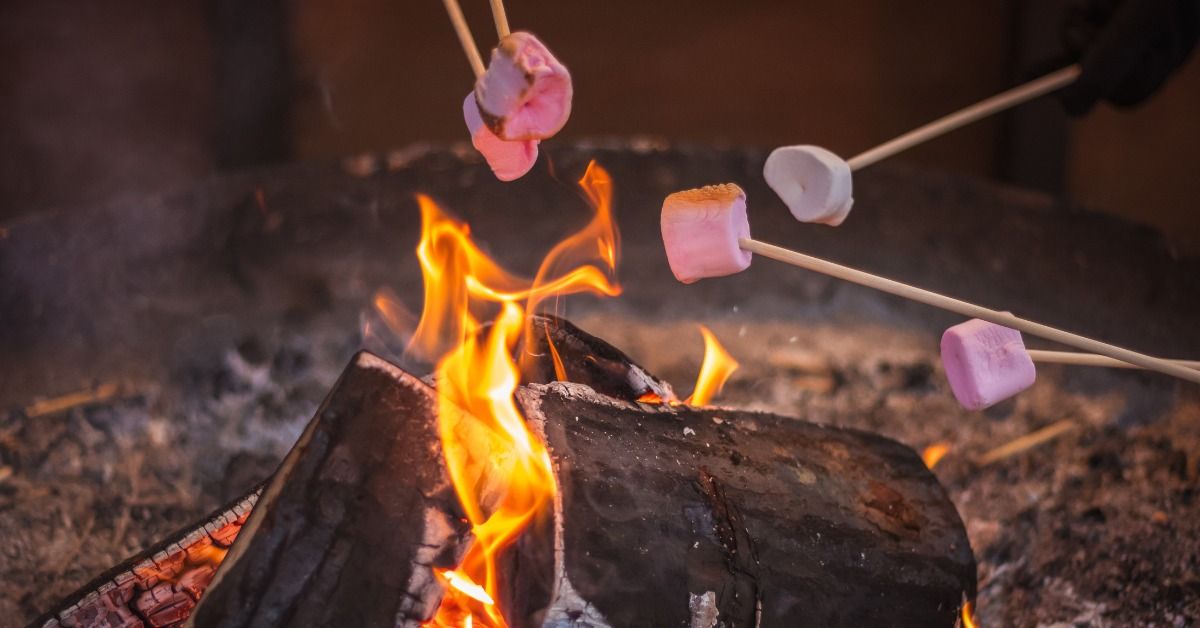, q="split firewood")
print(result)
[188,352,473,628]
